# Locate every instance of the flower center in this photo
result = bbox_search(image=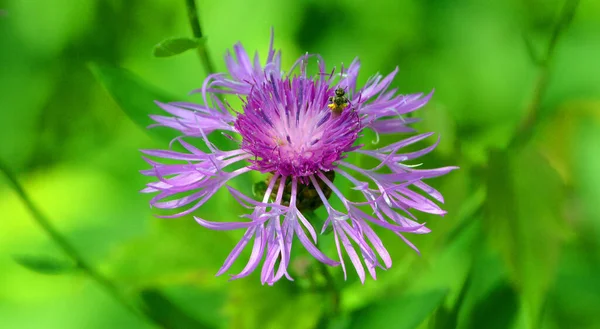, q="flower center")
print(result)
[234,75,360,177]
